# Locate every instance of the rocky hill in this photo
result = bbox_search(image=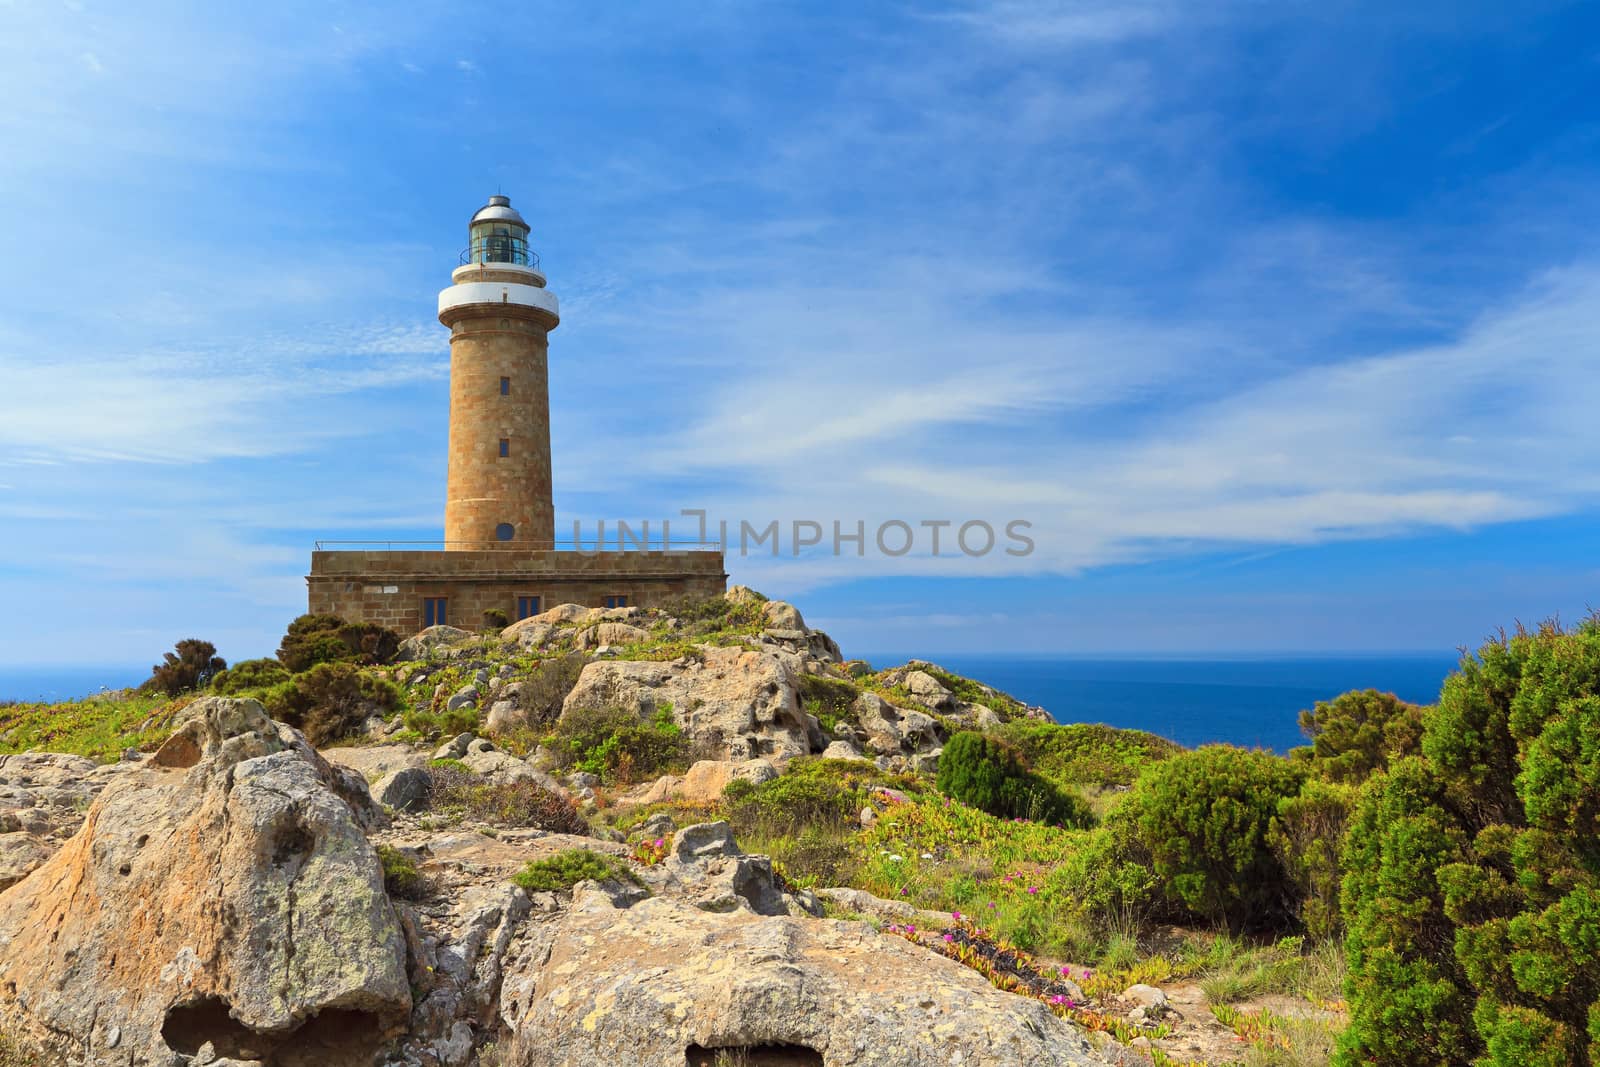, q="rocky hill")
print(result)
[0,589,1346,1067]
